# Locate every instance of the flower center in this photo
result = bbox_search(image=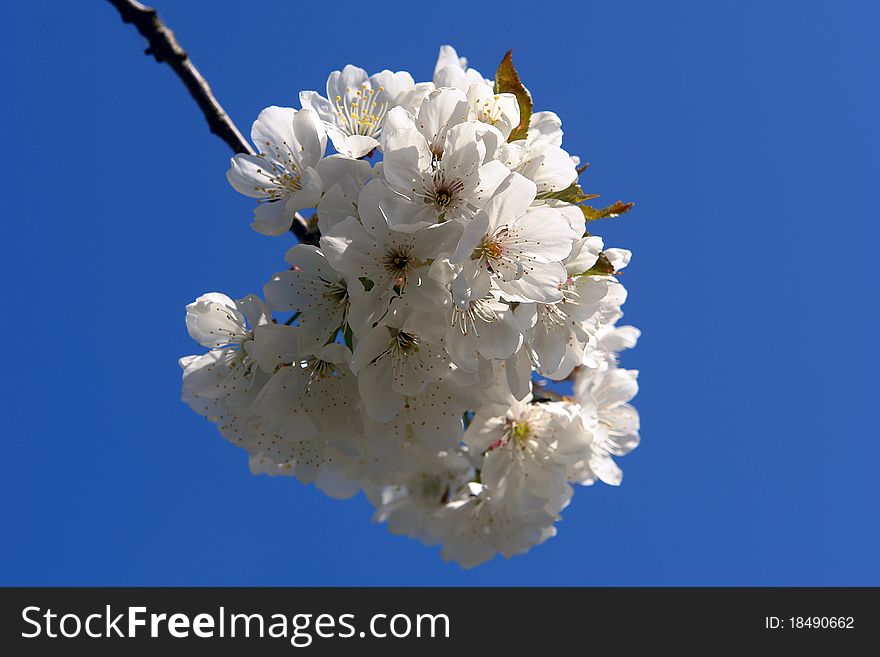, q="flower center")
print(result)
[382,247,416,288]
[477,236,504,261]
[334,84,388,138]
[474,95,504,125]
[393,330,421,353]
[509,420,532,444]
[538,303,567,328]
[322,279,349,307]
[451,298,499,336]
[254,166,302,201]
[427,171,465,212]
[308,357,335,377]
